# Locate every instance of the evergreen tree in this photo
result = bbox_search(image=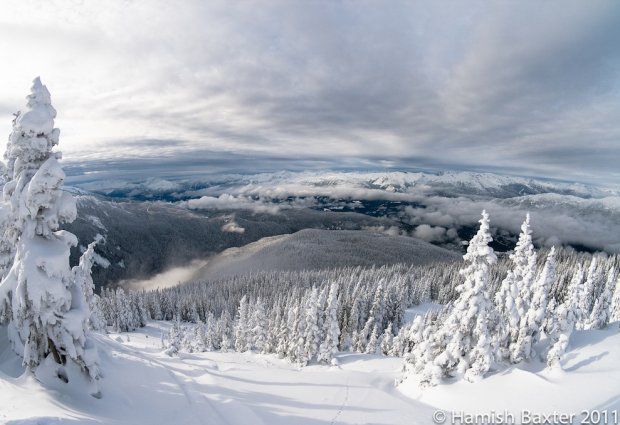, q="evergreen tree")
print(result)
[580,257,601,322]
[302,287,320,365]
[417,210,497,384]
[512,247,556,363]
[317,283,340,365]
[234,295,250,352]
[365,325,380,354]
[251,297,268,353]
[587,268,616,330]
[0,78,99,383]
[73,240,106,332]
[380,322,394,355]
